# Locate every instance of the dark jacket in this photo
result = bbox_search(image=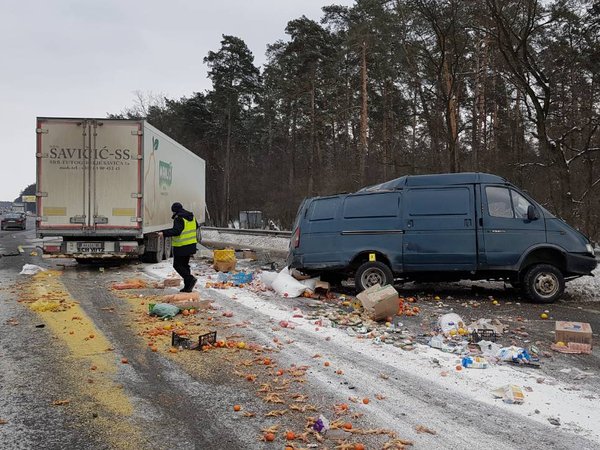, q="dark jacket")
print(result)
[163,209,198,256]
